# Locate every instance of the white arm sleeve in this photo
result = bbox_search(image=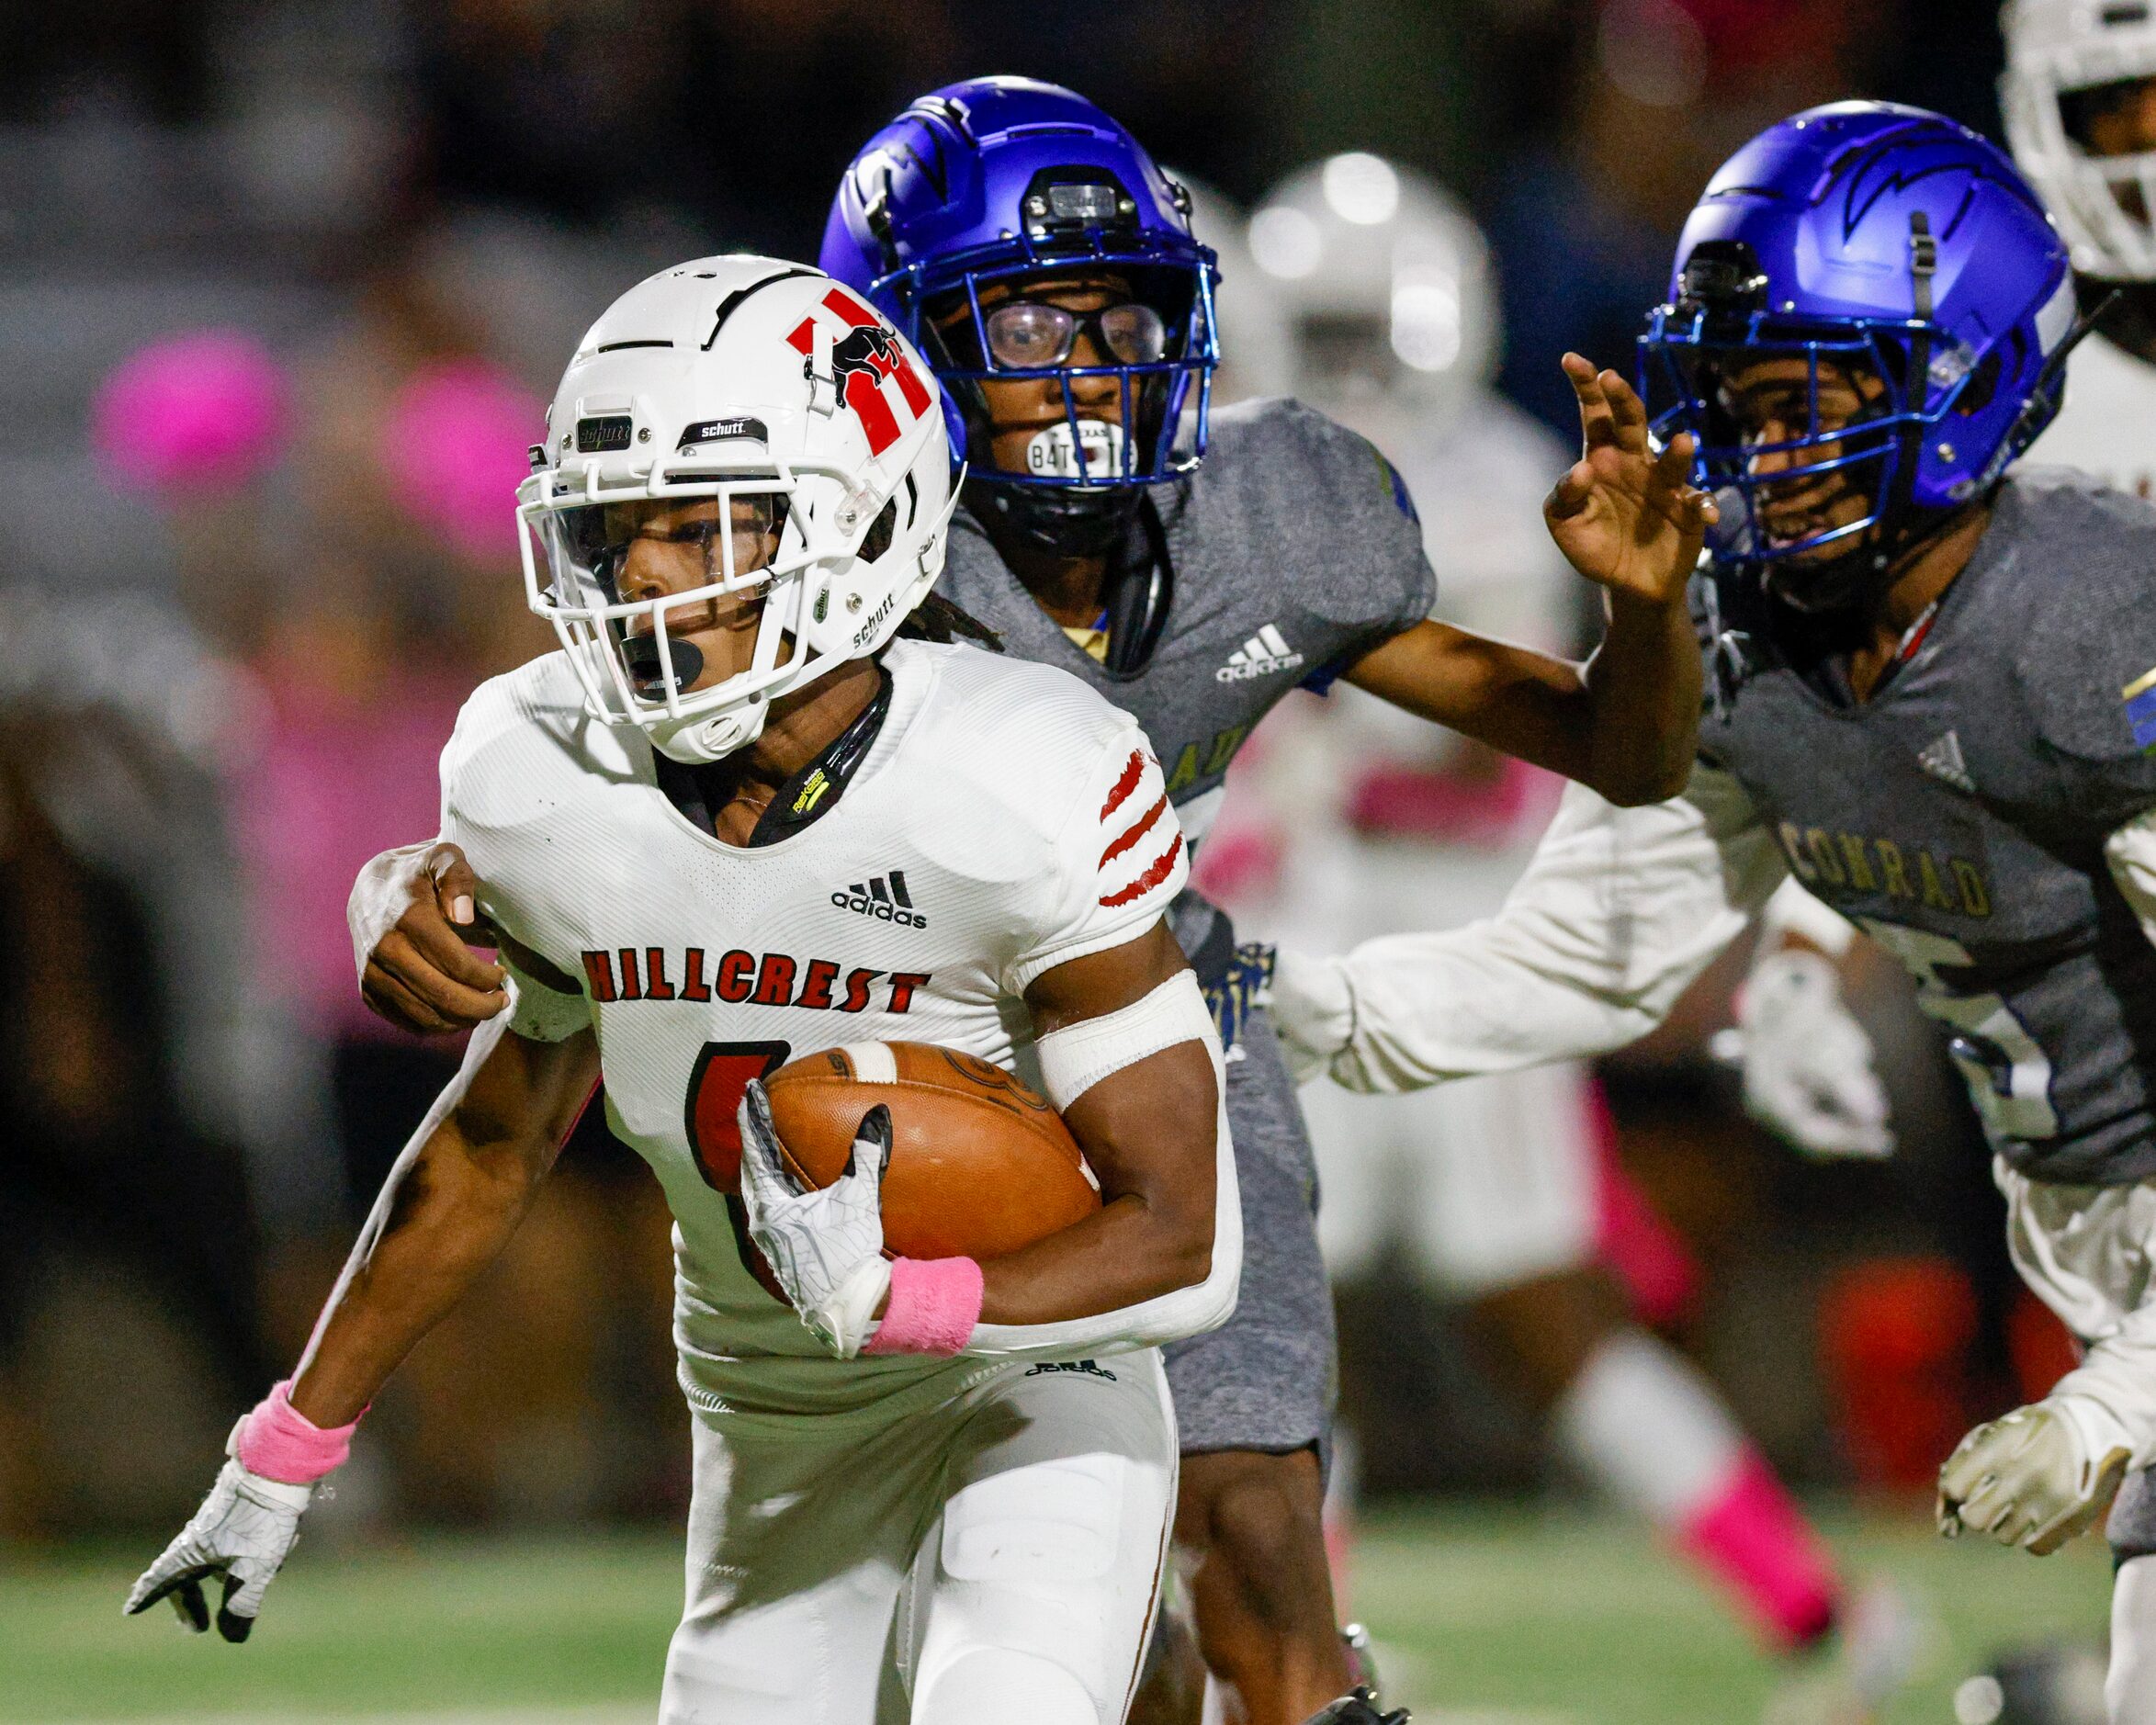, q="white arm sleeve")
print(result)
[1284,764,1787,1094]
[2104,810,2156,947]
[963,1029,1241,1361]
